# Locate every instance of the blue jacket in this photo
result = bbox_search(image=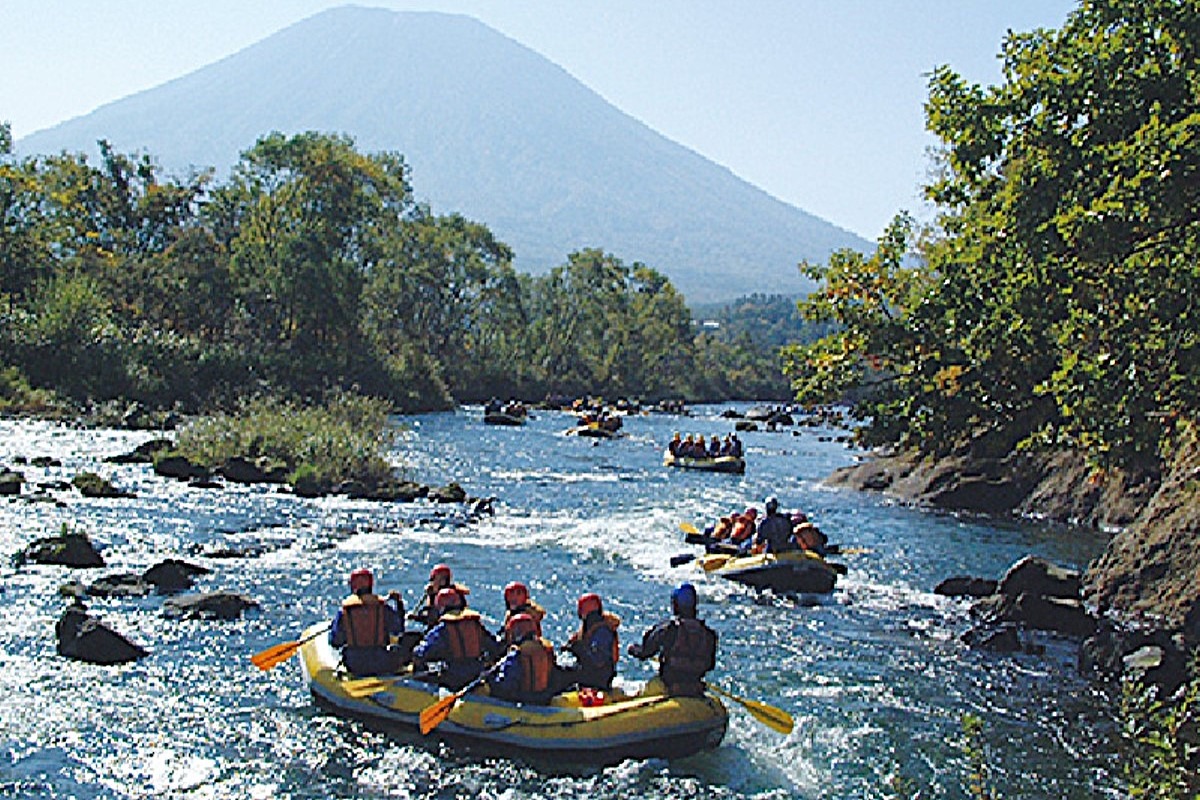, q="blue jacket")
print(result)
[413,611,501,689]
